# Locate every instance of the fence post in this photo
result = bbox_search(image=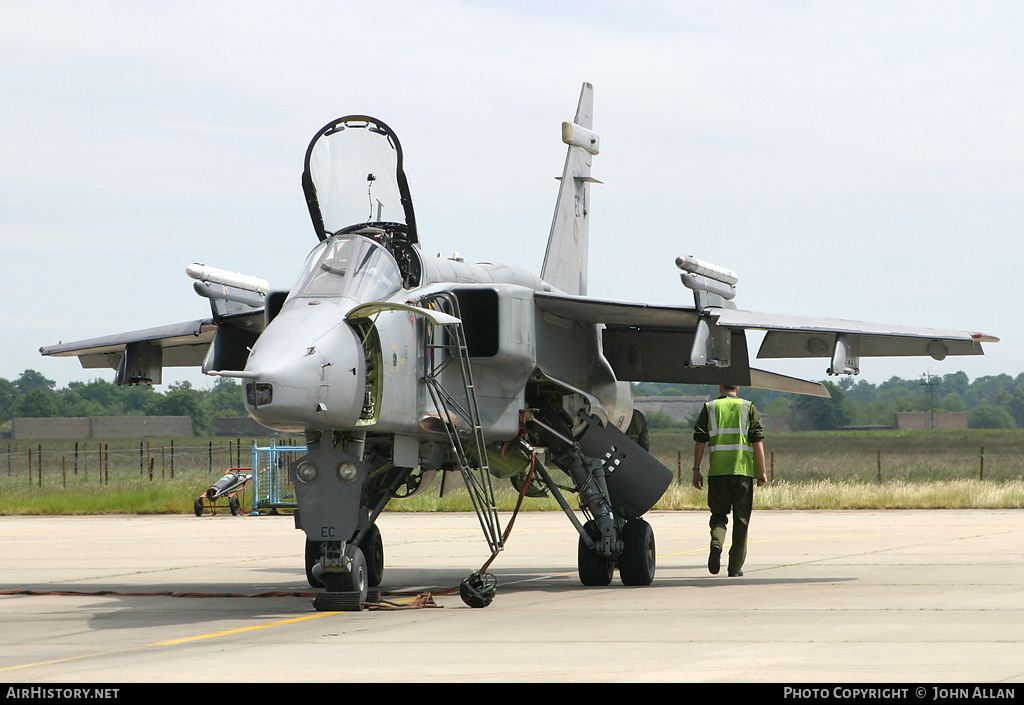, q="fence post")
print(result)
[62,456,67,489]
[877,449,882,484]
[37,445,42,487]
[677,450,681,484]
[980,445,985,482]
[770,451,774,485]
